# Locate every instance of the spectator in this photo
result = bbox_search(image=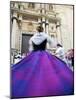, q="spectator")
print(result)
[55,43,67,64]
